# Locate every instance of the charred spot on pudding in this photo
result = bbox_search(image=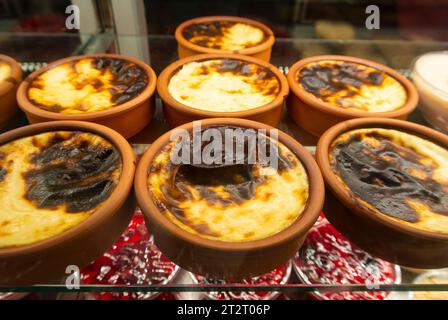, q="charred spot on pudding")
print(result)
[331,130,448,223]
[176,164,253,187]
[153,125,296,207]
[37,132,75,150]
[298,62,384,100]
[95,58,148,102]
[95,58,147,89]
[205,59,277,88]
[27,57,148,113]
[0,131,123,248]
[24,132,121,213]
[181,125,294,172]
[182,21,267,50]
[183,21,227,43]
[296,60,407,113]
[148,125,309,241]
[0,168,6,182]
[0,152,8,182]
[174,163,260,205]
[169,58,280,111]
[209,59,252,75]
[191,58,271,78]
